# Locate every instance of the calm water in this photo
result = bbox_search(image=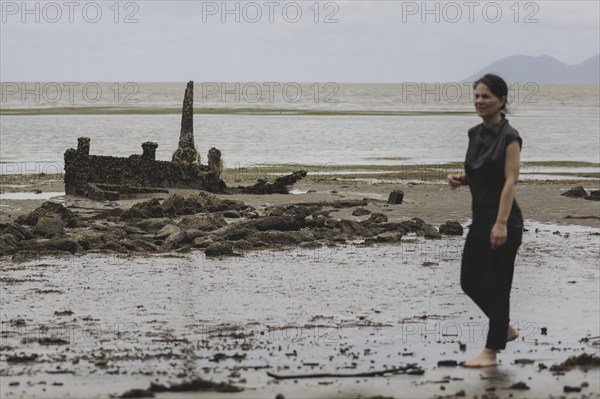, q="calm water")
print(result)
[0,83,599,174]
